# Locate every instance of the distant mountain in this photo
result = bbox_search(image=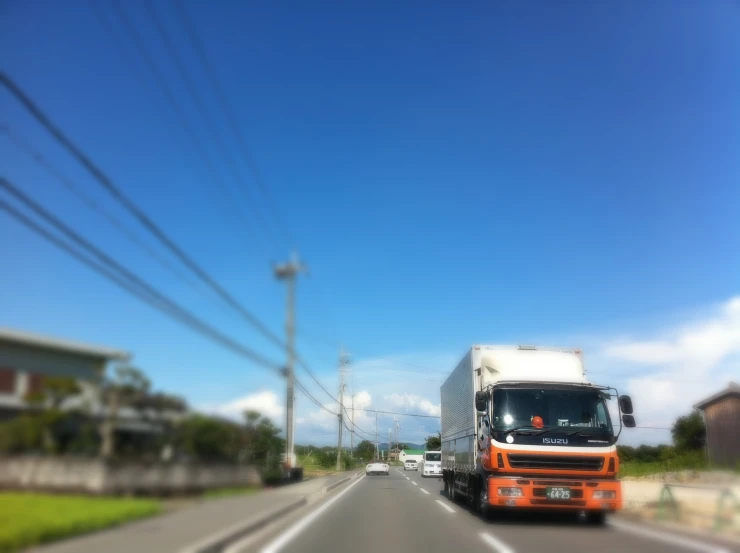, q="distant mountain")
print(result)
[378,442,425,451]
